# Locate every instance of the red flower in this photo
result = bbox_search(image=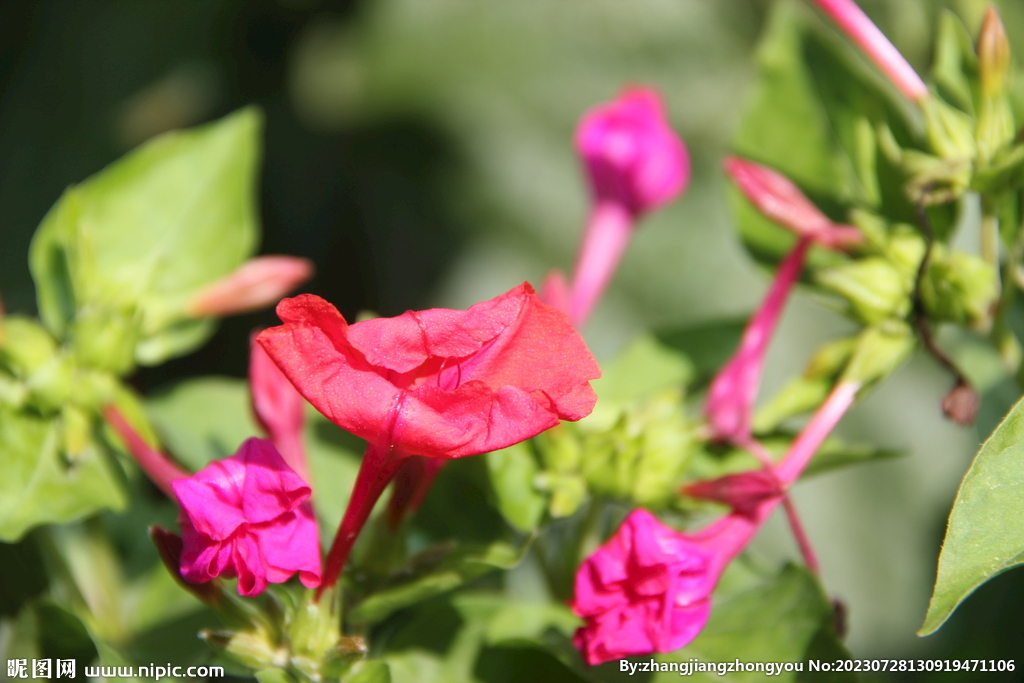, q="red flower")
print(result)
[258,283,600,593]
